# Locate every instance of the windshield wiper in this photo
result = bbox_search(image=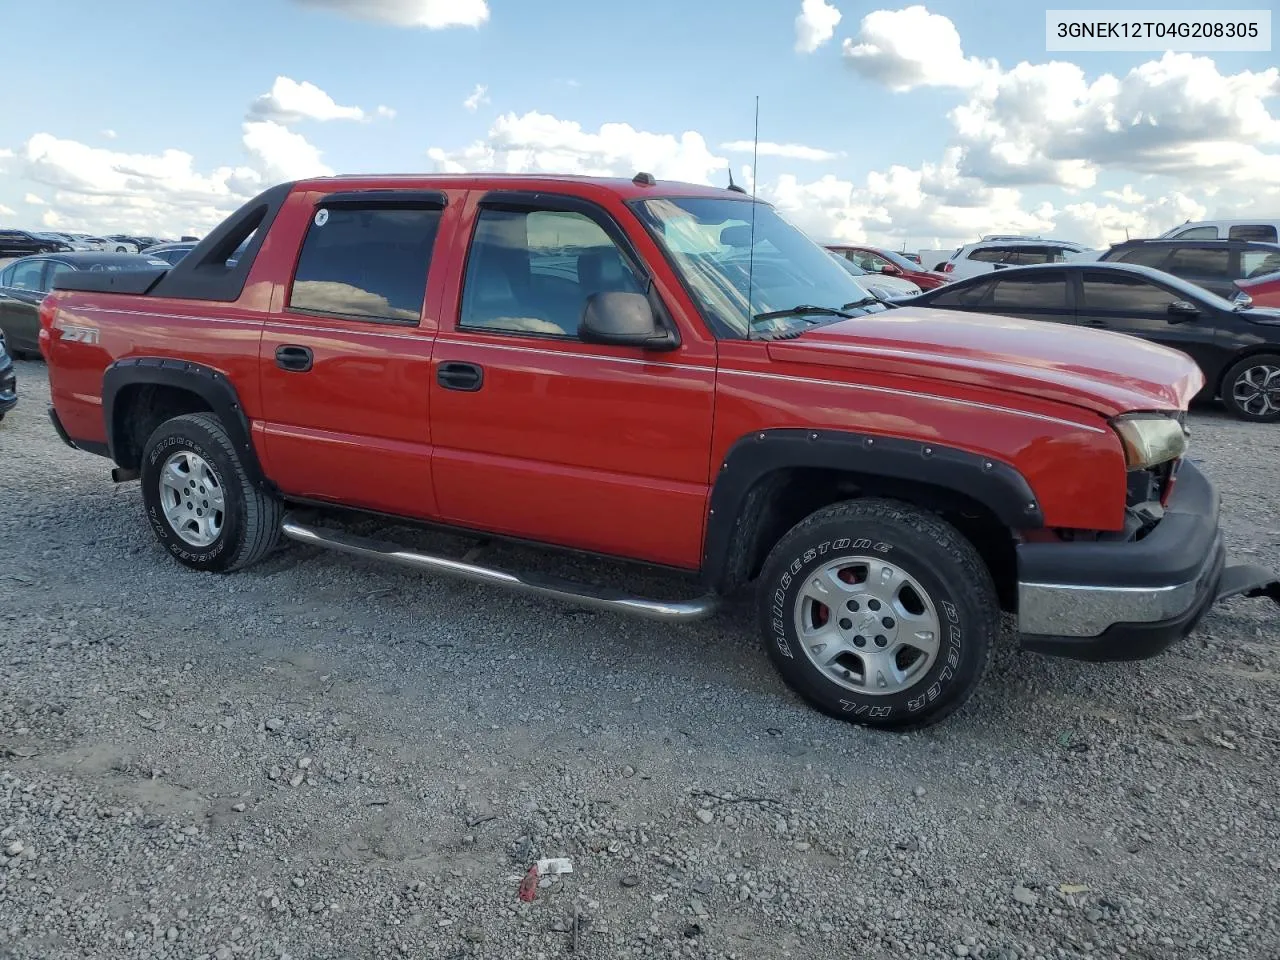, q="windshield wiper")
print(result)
[752,304,857,323]
[841,295,884,310]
